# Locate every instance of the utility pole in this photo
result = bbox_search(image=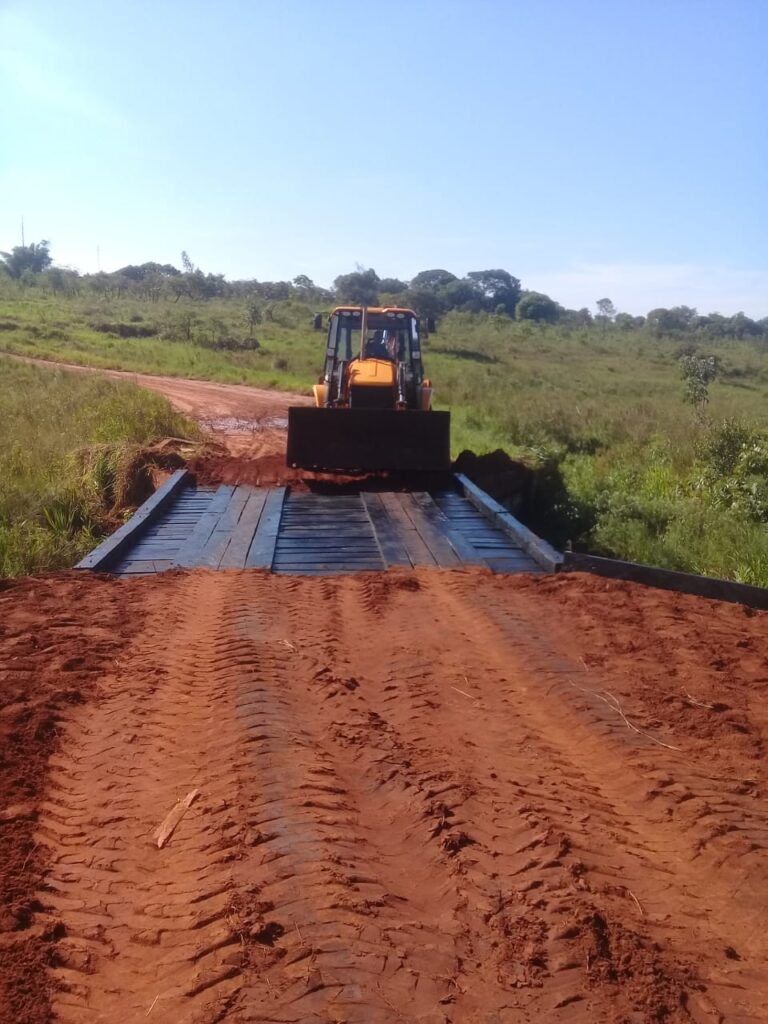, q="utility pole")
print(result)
[21,216,25,247]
